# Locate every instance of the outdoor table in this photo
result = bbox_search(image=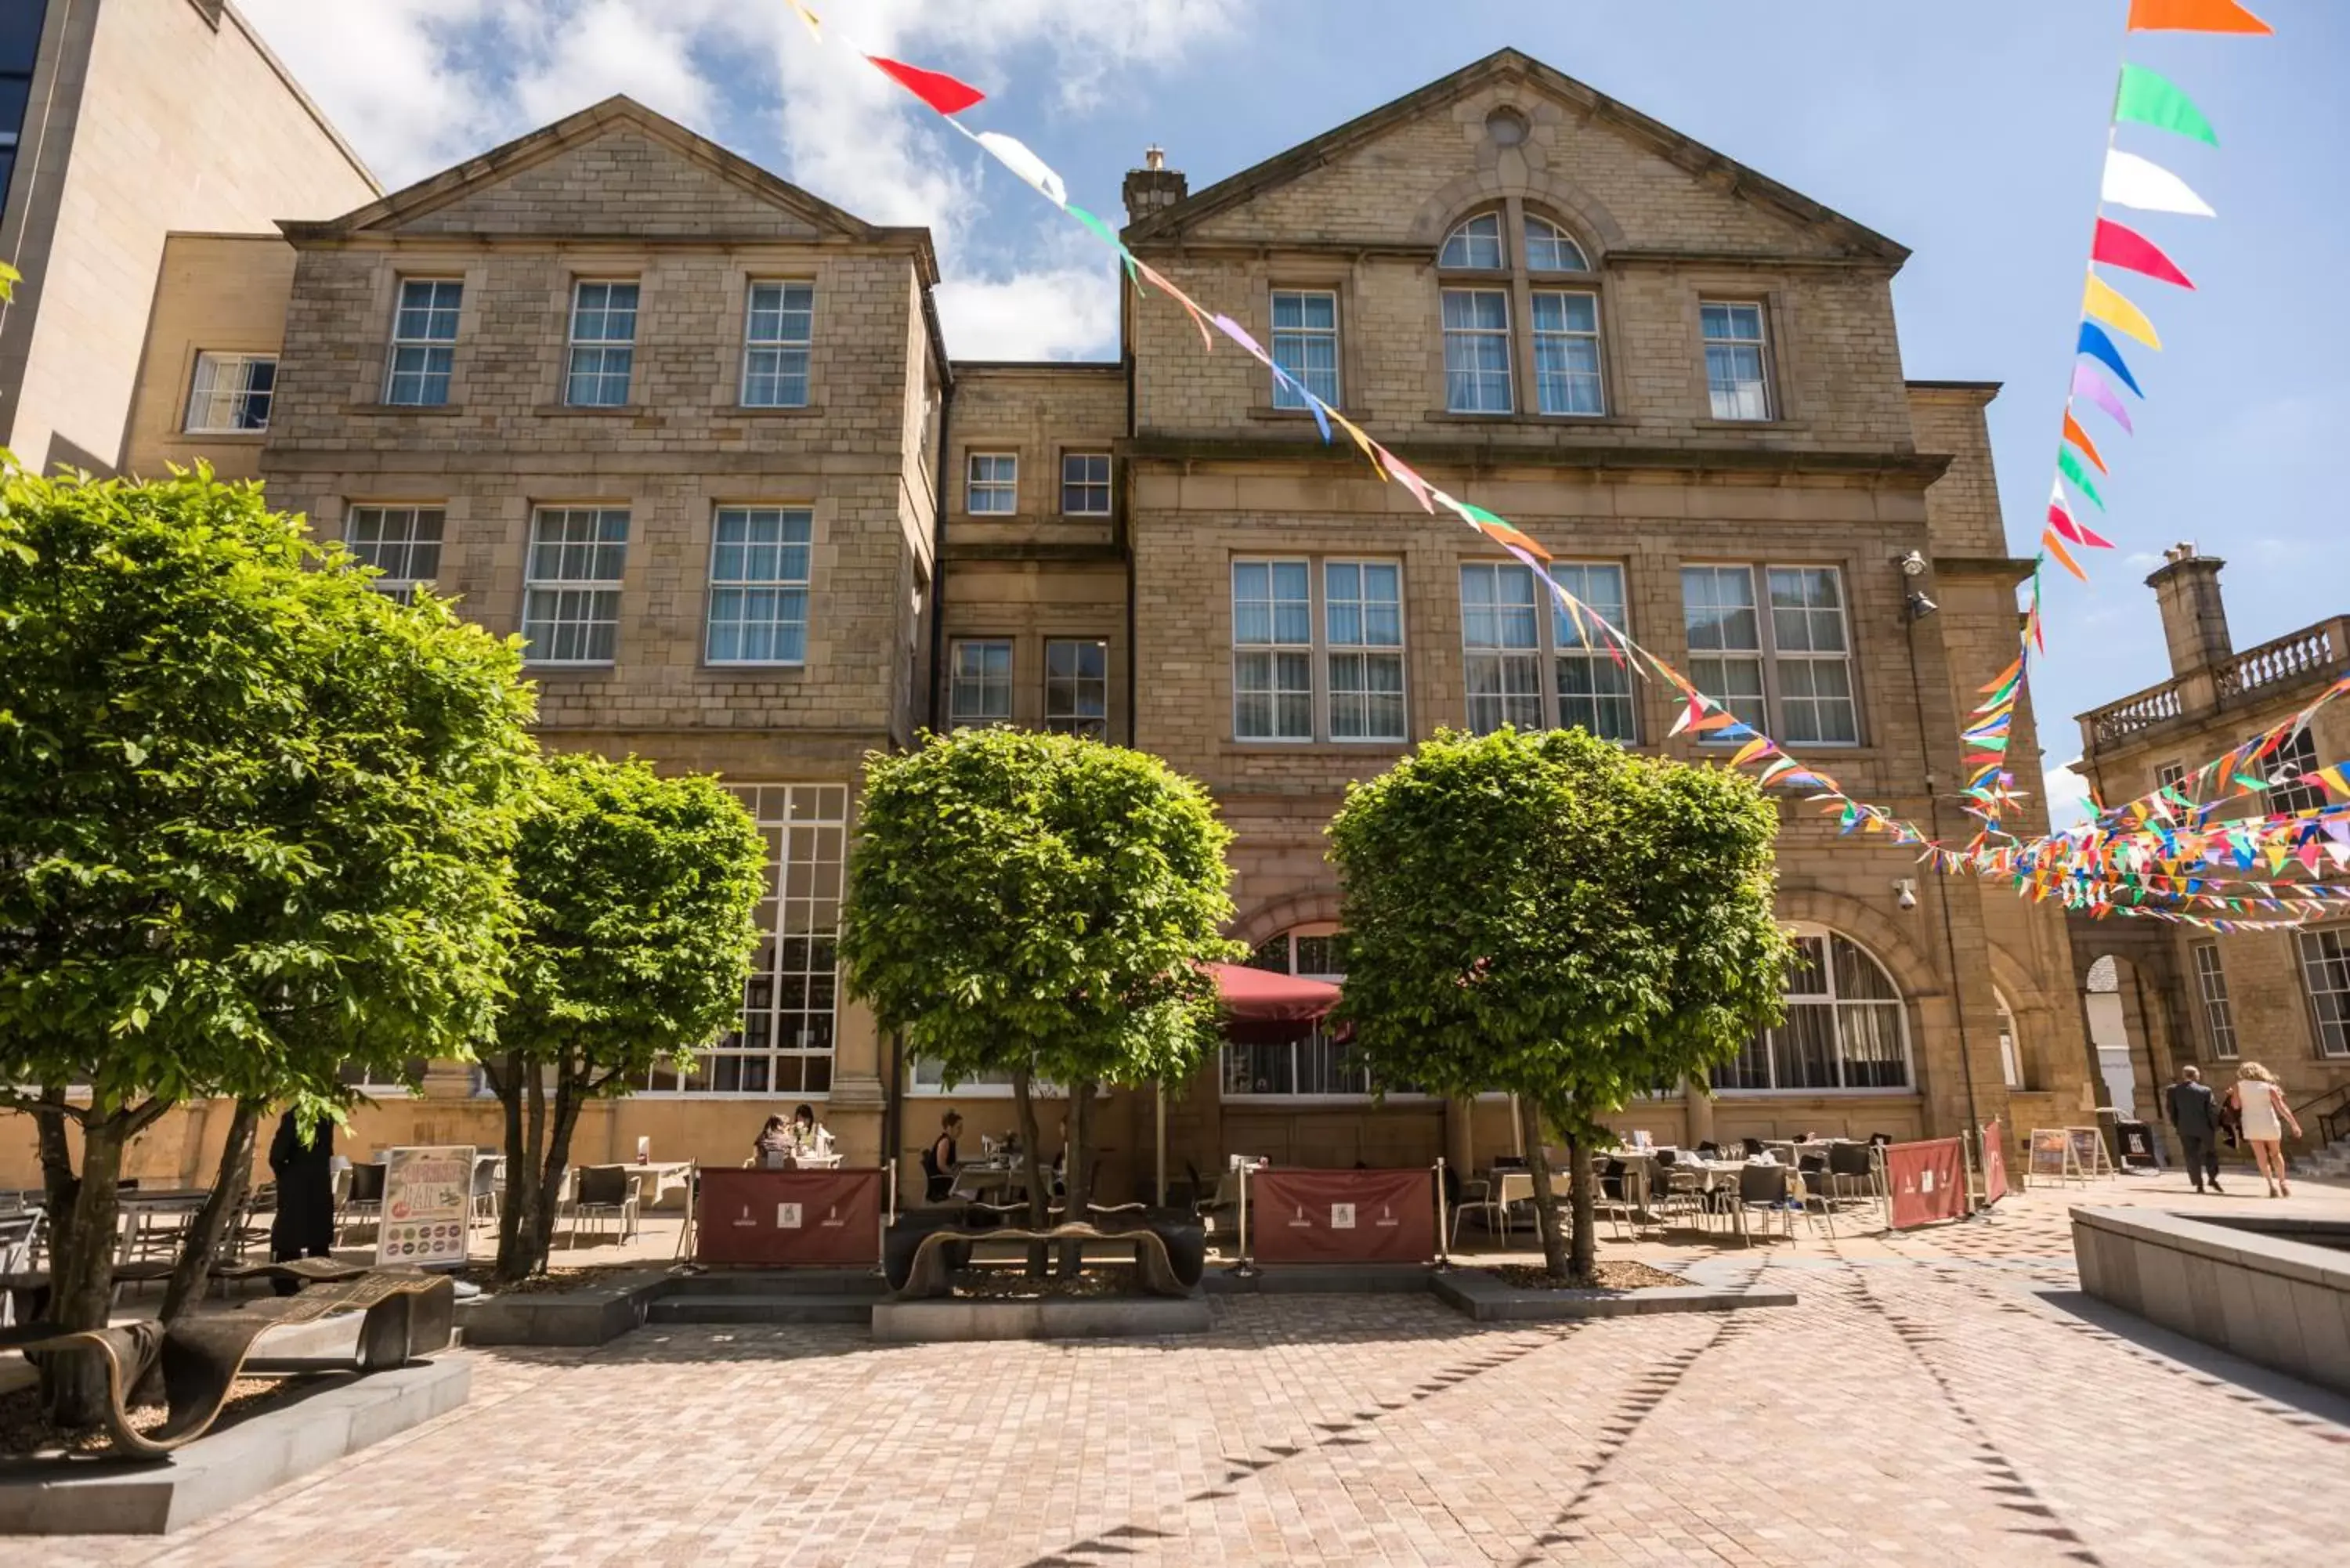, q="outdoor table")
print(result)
[612,1161,693,1210]
[114,1188,212,1264]
[952,1162,1029,1202]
